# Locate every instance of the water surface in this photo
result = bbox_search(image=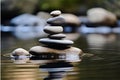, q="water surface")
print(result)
[1,33,120,80]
